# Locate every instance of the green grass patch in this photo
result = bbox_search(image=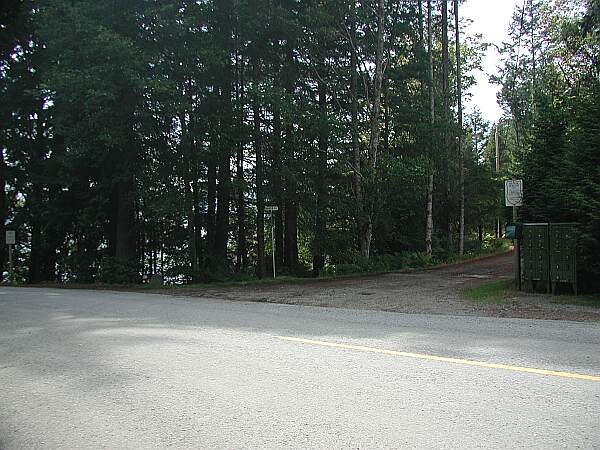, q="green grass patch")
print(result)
[462,279,515,304]
[550,294,600,308]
